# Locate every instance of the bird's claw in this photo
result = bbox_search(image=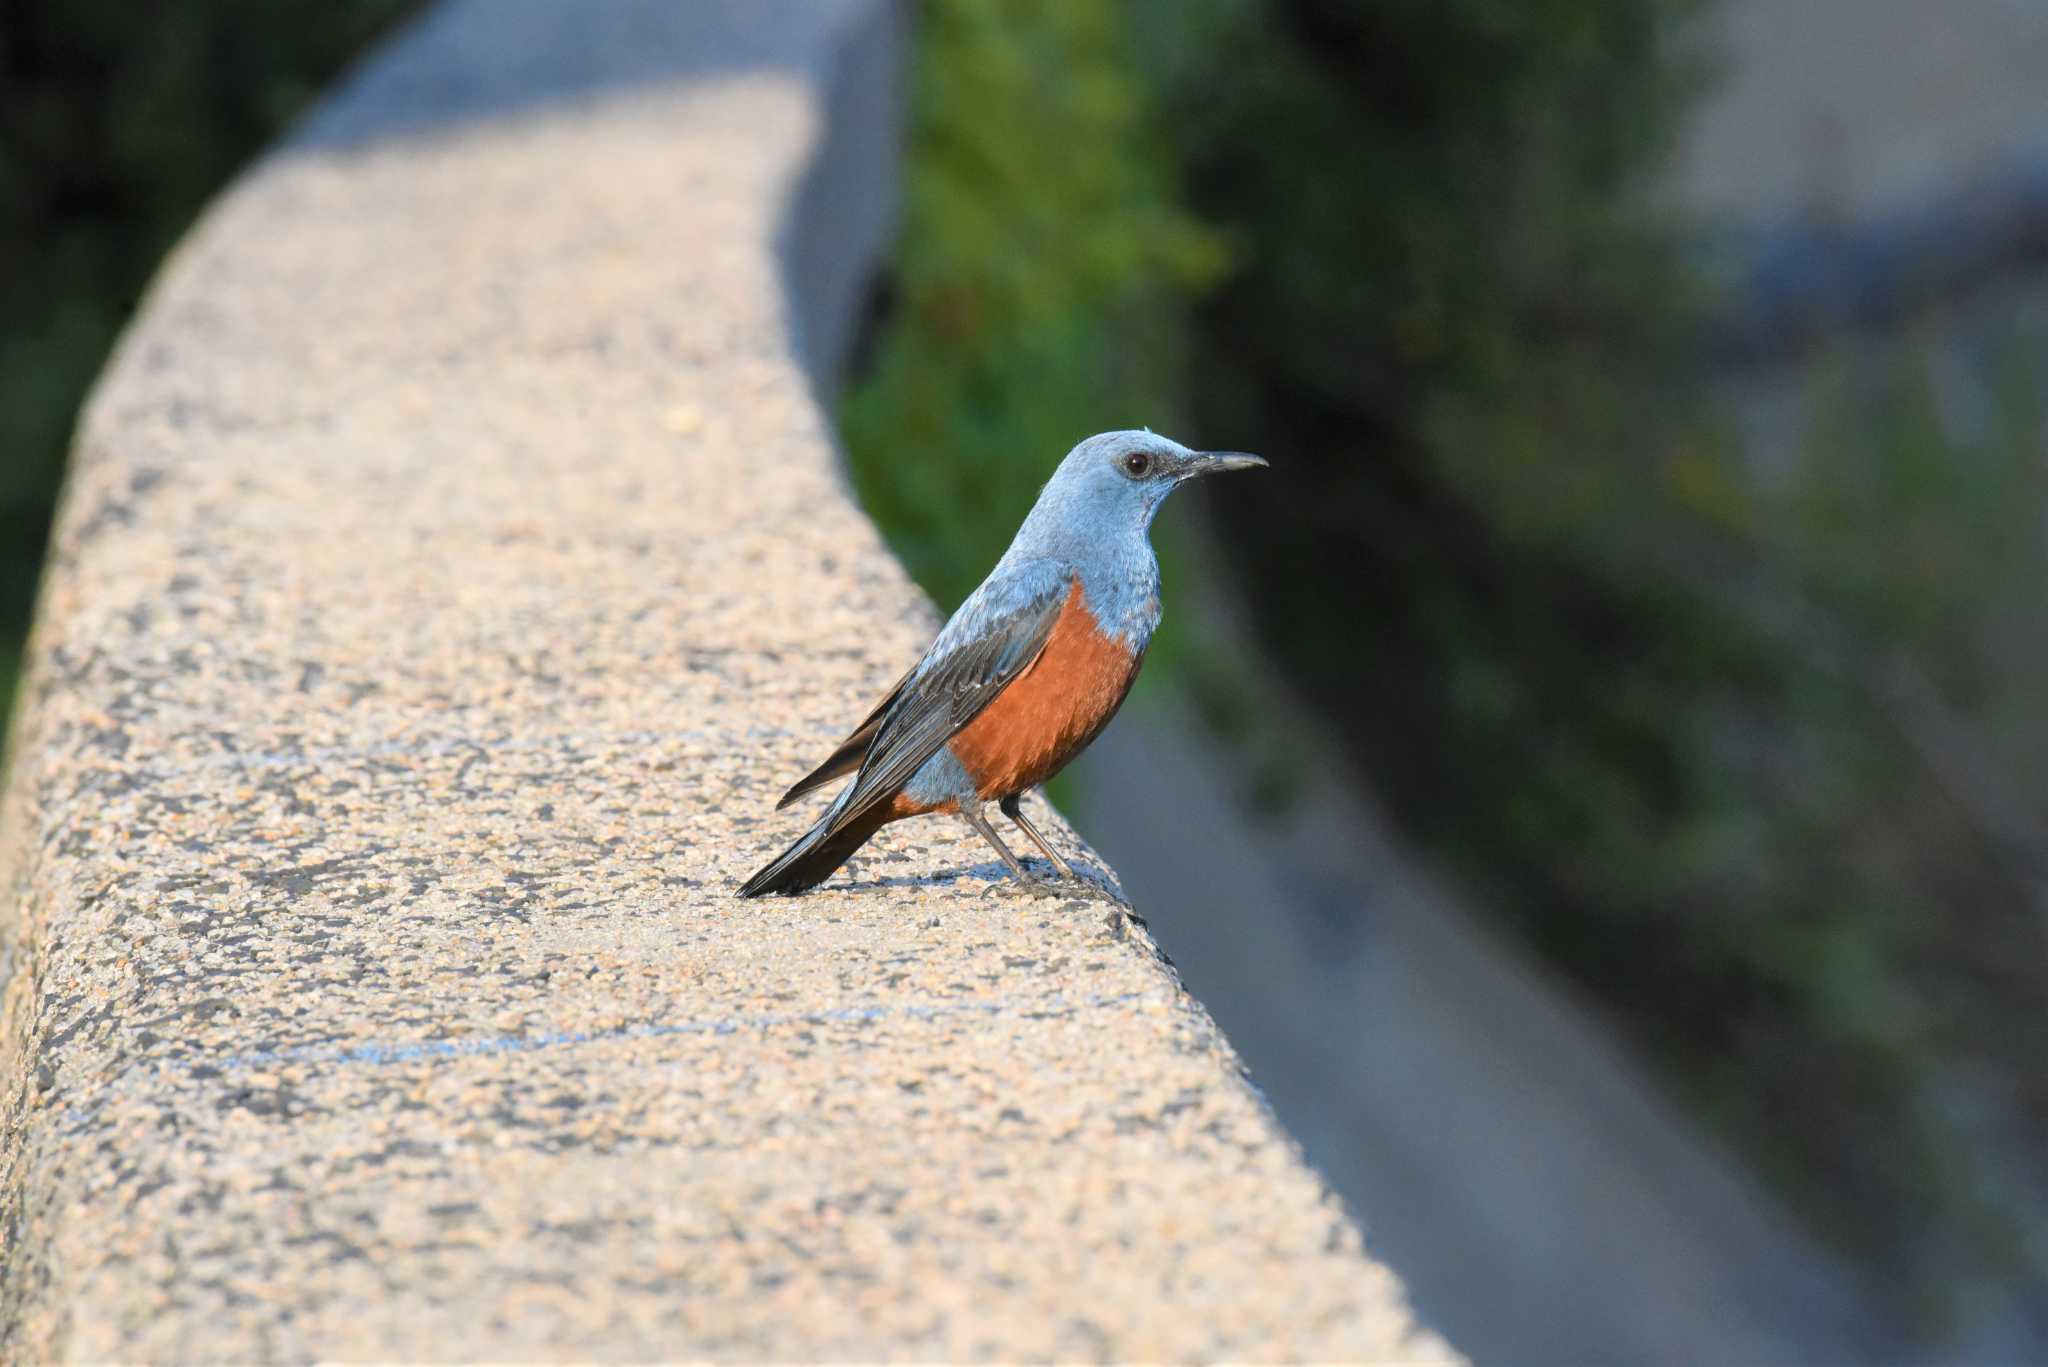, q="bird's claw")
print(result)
[975,867,1080,900]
